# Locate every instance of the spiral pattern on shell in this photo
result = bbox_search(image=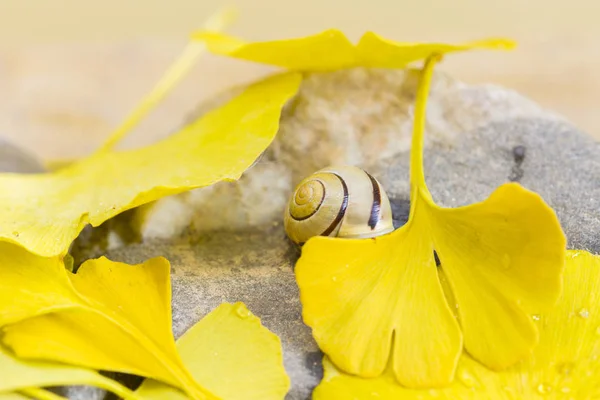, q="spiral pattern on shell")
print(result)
[284,165,394,244]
